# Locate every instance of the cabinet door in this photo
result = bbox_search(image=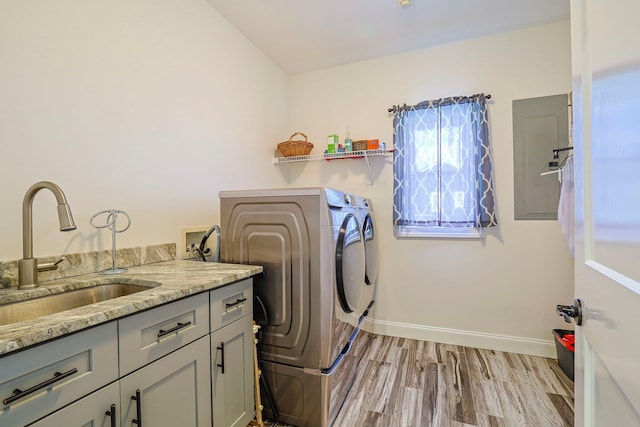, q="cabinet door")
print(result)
[29,382,120,427]
[120,336,211,427]
[212,315,254,427]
